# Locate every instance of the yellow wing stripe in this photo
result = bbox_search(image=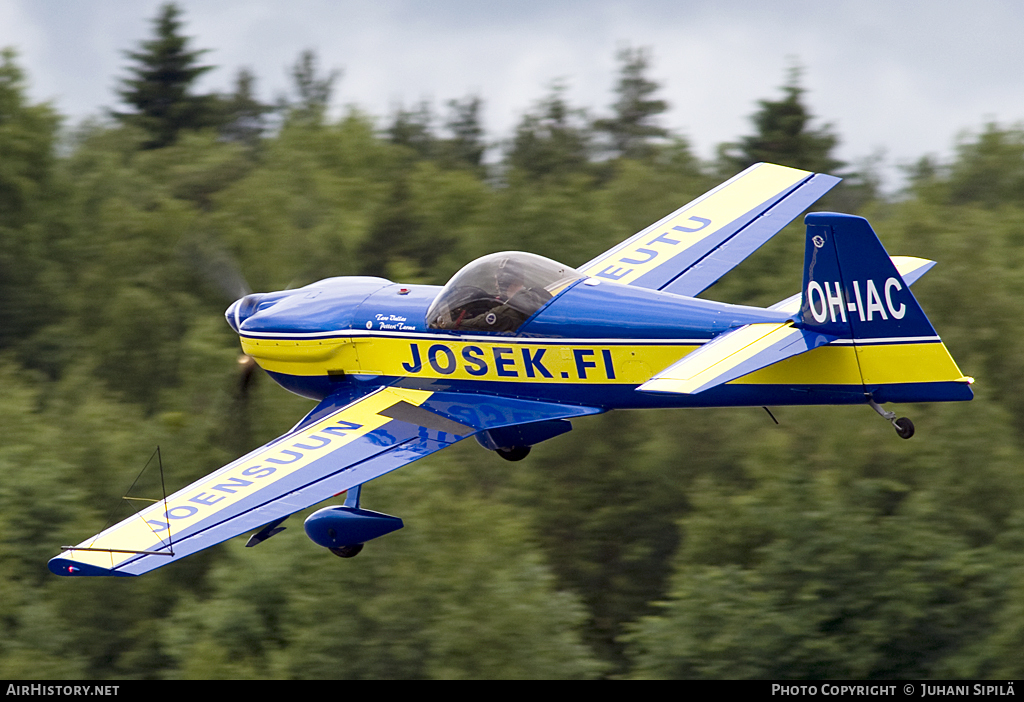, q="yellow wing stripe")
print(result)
[579,164,808,285]
[739,341,965,386]
[62,388,433,571]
